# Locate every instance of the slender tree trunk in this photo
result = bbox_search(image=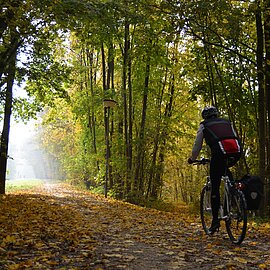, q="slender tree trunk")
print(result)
[147,62,168,198]
[107,43,115,189]
[104,106,110,197]
[0,51,16,194]
[89,50,98,158]
[204,45,217,106]
[128,43,133,177]
[107,42,114,89]
[256,1,267,213]
[85,49,99,175]
[147,131,160,198]
[151,75,175,199]
[208,51,235,125]
[263,1,270,214]
[81,48,91,187]
[134,60,150,193]
[101,44,107,90]
[123,21,131,194]
[102,43,116,192]
[101,43,110,197]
